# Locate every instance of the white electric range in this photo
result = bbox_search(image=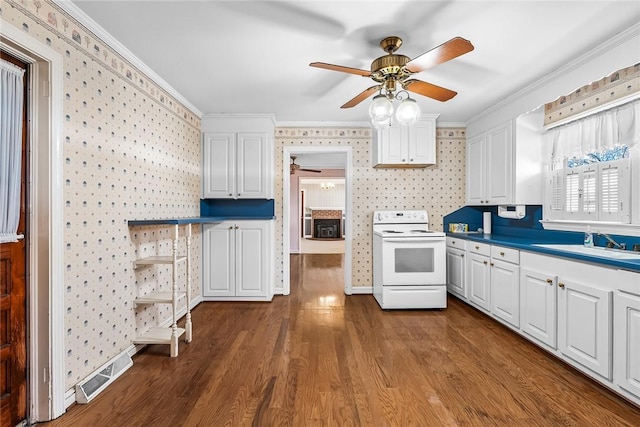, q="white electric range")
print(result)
[372,210,447,309]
